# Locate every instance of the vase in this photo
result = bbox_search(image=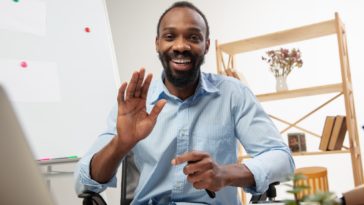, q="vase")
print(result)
[275,75,288,92]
